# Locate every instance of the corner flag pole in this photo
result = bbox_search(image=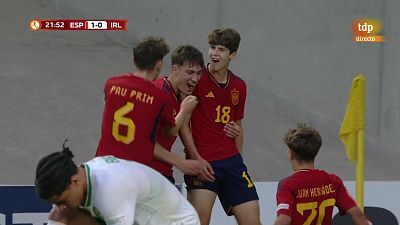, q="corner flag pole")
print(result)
[339,74,366,210]
[356,129,364,210]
